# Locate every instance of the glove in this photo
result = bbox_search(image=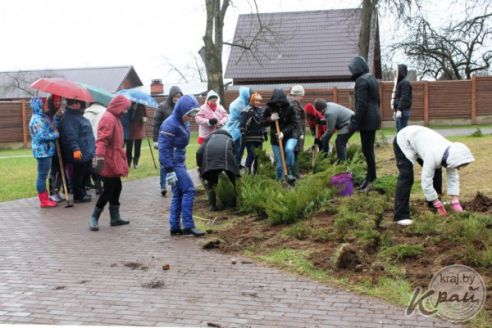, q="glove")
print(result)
[153,142,158,149]
[93,157,105,174]
[209,118,218,126]
[142,117,147,123]
[396,110,402,119]
[433,200,448,217]
[451,199,463,213]
[270,112,280,121]
[392,112,396,120]
[276,131,284,140]
[299,134,304,140]
[73,150,83,161]
[317,119,327,126]
[166,172,178,186]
